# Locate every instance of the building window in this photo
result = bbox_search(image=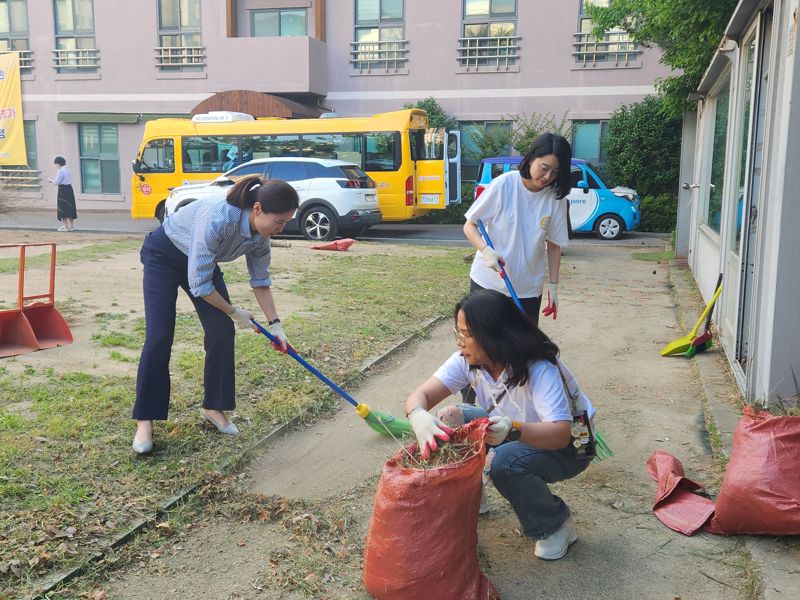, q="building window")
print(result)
[0,119,38,189]
[251,8,307,37]
[352,0,407,73]
[23,119,35,169]
[79,123,120,194]
[459,0,518,71]
[572,120,609,167]
[706,78,730,234]
[574,0,639,68]
[0,0,30,72]
[156,0,204,72]
[53,0,98,73]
